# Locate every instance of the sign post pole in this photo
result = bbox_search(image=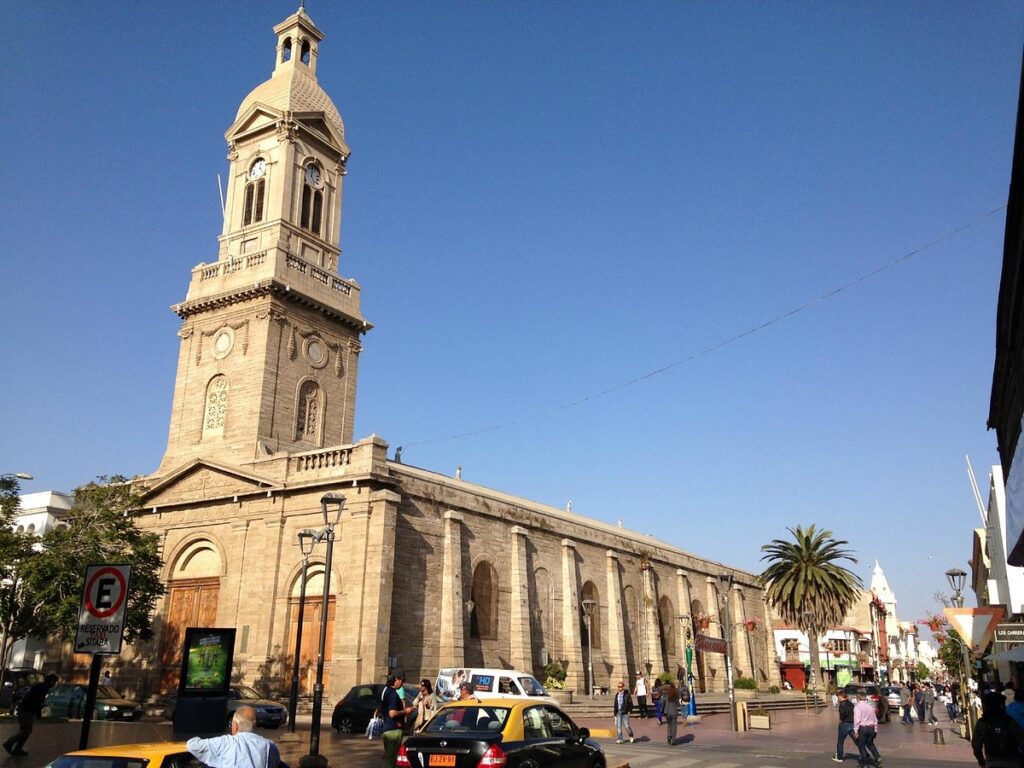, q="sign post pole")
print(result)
[75,564,131,751]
